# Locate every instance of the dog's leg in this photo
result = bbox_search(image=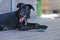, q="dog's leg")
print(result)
[0,25,8,31]
[18,22,48,32]
[26,23,48,32]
